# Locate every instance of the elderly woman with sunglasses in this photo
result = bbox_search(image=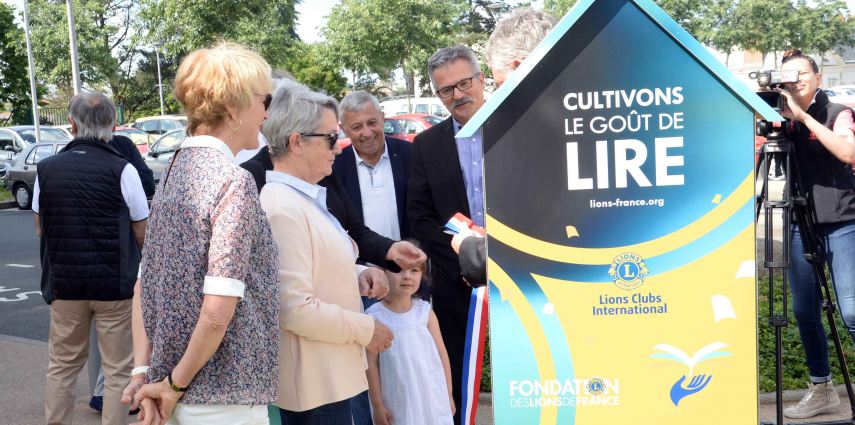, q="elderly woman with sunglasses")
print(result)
[124,42,279,425]
[259,85,394,425]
